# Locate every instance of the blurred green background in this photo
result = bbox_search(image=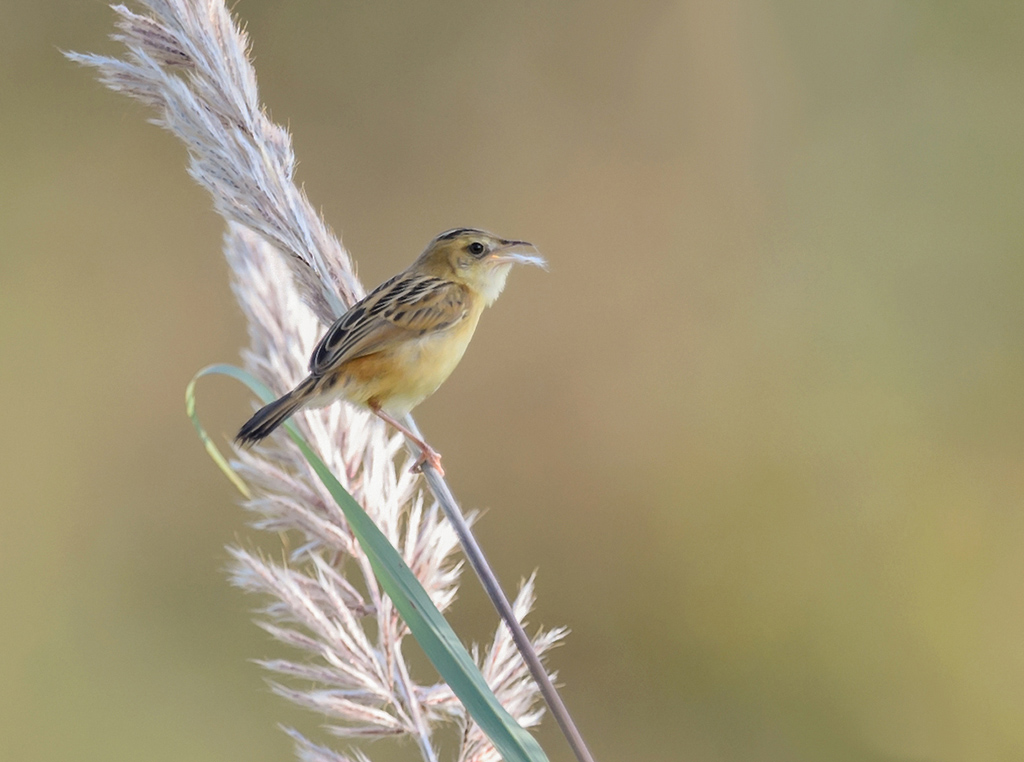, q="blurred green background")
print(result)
[4,1,1024,760]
